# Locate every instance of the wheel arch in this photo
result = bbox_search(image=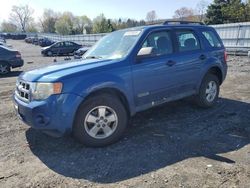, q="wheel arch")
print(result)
[73,87,133,128]
[207,66,223,85]
[197,65,223,93]
[84,87,131,116]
